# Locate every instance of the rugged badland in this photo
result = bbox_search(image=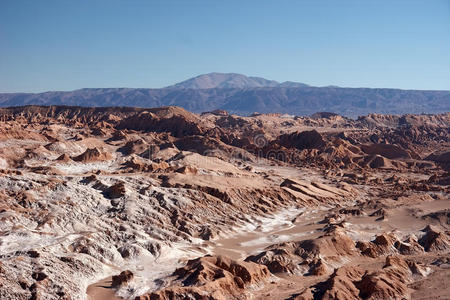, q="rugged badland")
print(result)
[0,105,449,299]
